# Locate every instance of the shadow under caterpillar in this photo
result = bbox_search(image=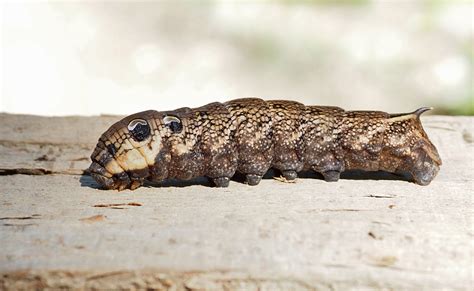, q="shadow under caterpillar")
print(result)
[88,98,442,190]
